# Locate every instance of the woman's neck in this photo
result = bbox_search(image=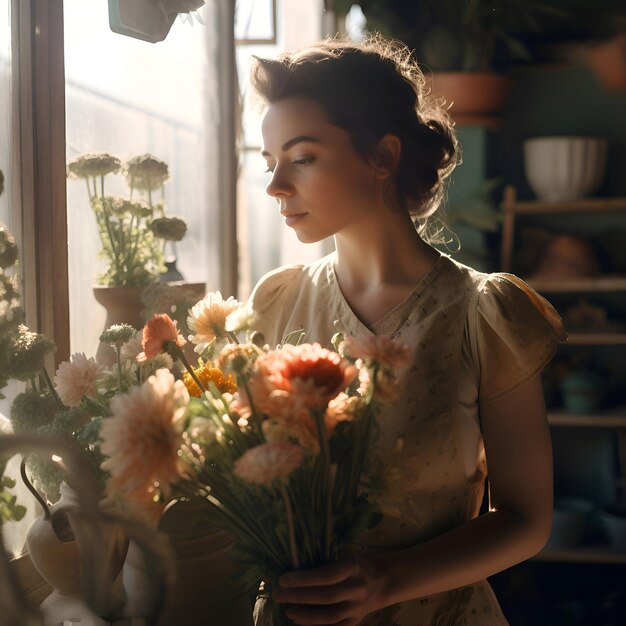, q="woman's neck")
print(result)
[332,208,439,294]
